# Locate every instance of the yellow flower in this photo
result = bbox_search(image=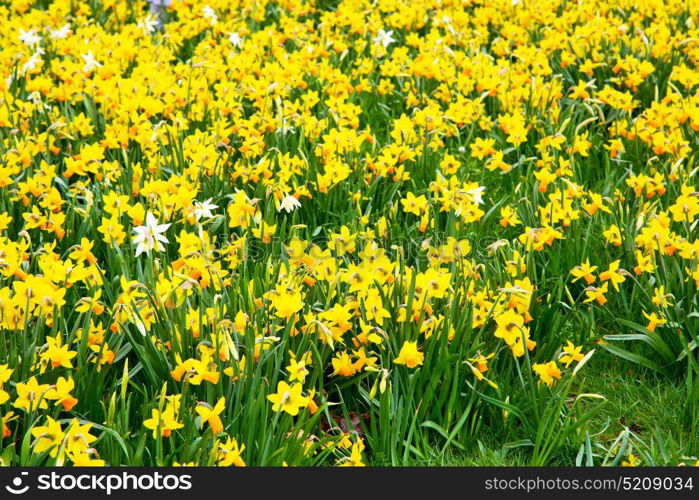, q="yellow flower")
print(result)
[271,291,304,319]
[571,259,597,285]
[64,419,98,457]
[251,222,276,244]
[400,192,428,216]
[339,442,365,467]
[217,437,246,467]
[14,377,51,412]
[599,260,626,291]
[45,376,79,411]
[41,334,77,369]
[393,341,424,368]
[267,381,310,416]
[584,282,609,306]
[532,361,562,387]
[31,417,65,459]
[97,216,126,245]
[286,352,311,382]
[143,397,184,438]
[331,351,357,376]
[196,397,226,435]
[68,449,106,466]
[642,311,666,333]
[493,309,526,346]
